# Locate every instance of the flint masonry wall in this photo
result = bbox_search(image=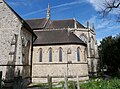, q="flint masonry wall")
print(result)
[0,0,32,81]
[32,44,89,83]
